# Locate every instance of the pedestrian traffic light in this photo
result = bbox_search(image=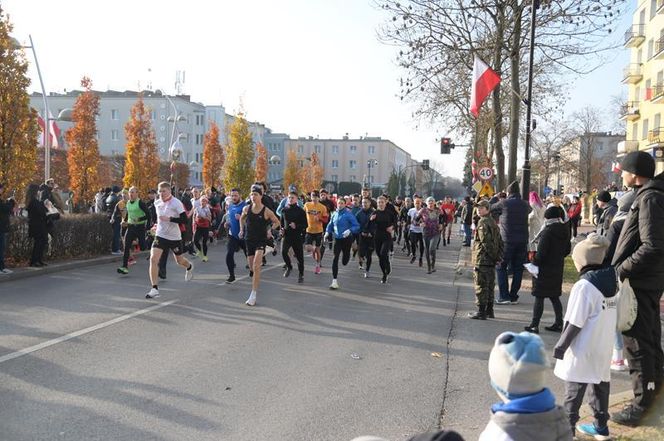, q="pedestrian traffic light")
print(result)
[422,159,430,171]
[440,137,455,154]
